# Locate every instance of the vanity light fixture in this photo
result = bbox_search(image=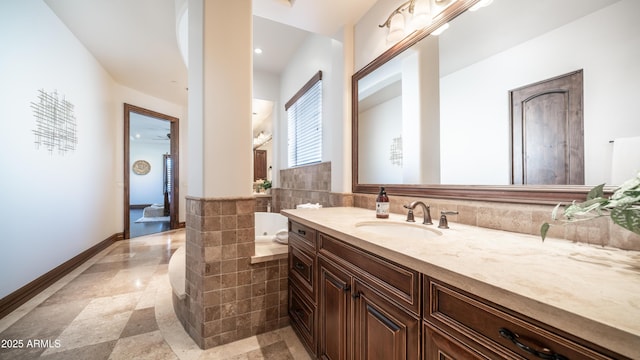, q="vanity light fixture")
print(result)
[431,22,450,35]
[379,0,430,43]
